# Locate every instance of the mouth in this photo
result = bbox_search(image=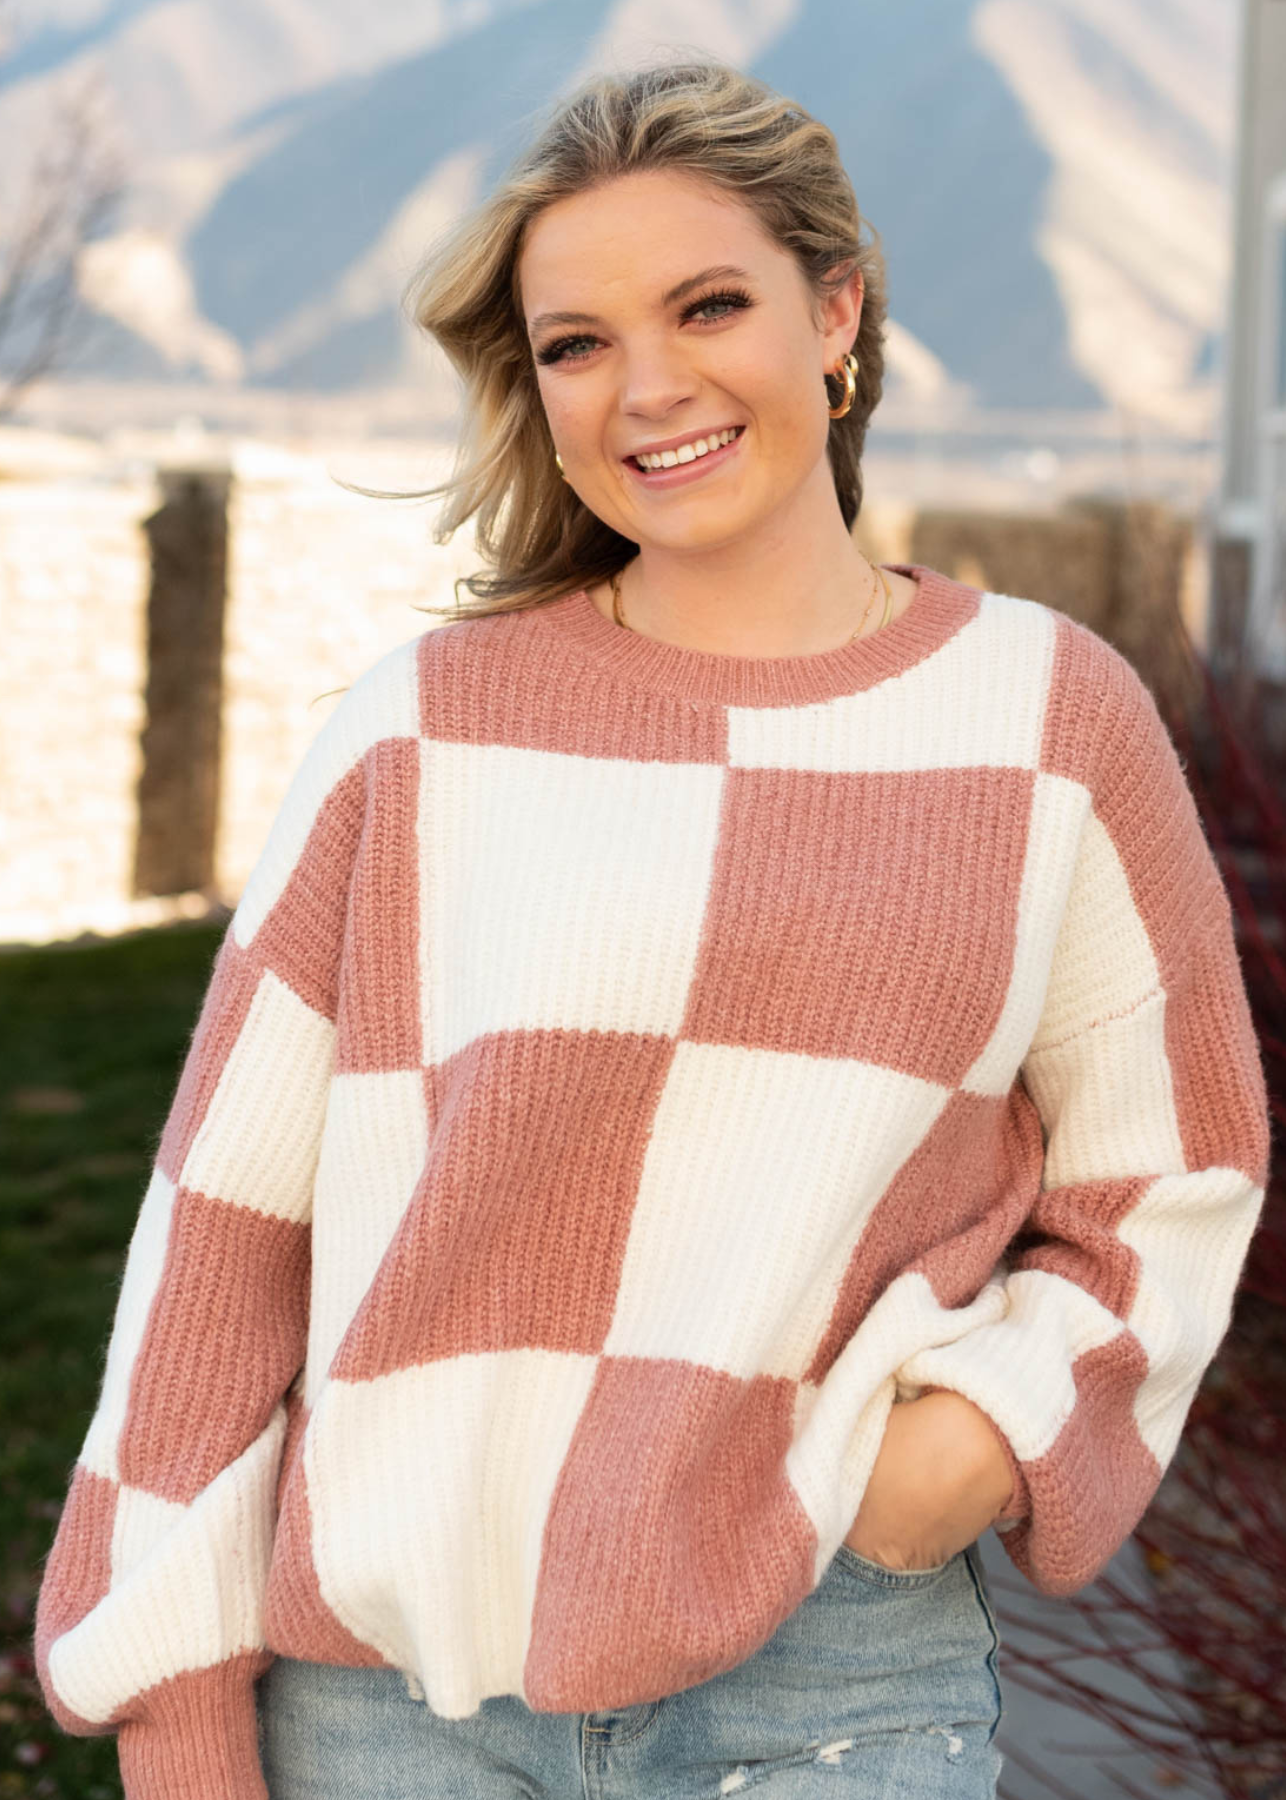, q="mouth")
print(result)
[623,424,746,489]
